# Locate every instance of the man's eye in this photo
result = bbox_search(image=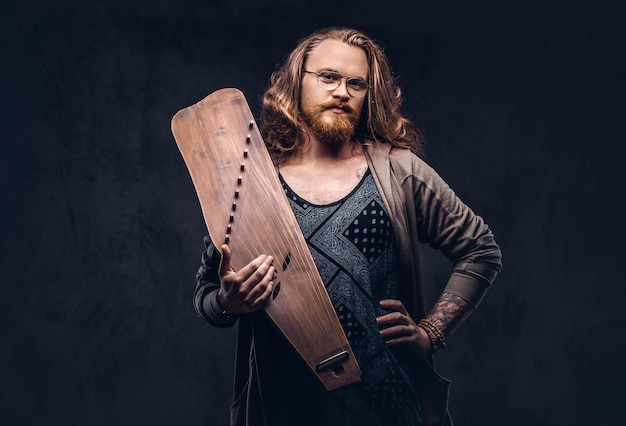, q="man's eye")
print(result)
[319,72,340,83]
[348,79,367,90]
